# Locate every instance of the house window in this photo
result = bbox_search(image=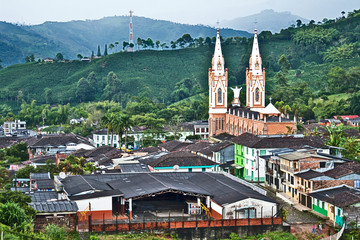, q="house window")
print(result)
[337,209,341,216]
[246,147,248,154]
[322,202,325,209]
[188,168,192,172]
[260,150,266,156]
[102,136,105,140]
[320,162,326,168]
[217,88,222,104]
[114,136,117,140]
[97,136,99,141]
[255,88,260,102]
[202,168,206,172]
[317,199,320,206]
[252,149,254,156]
